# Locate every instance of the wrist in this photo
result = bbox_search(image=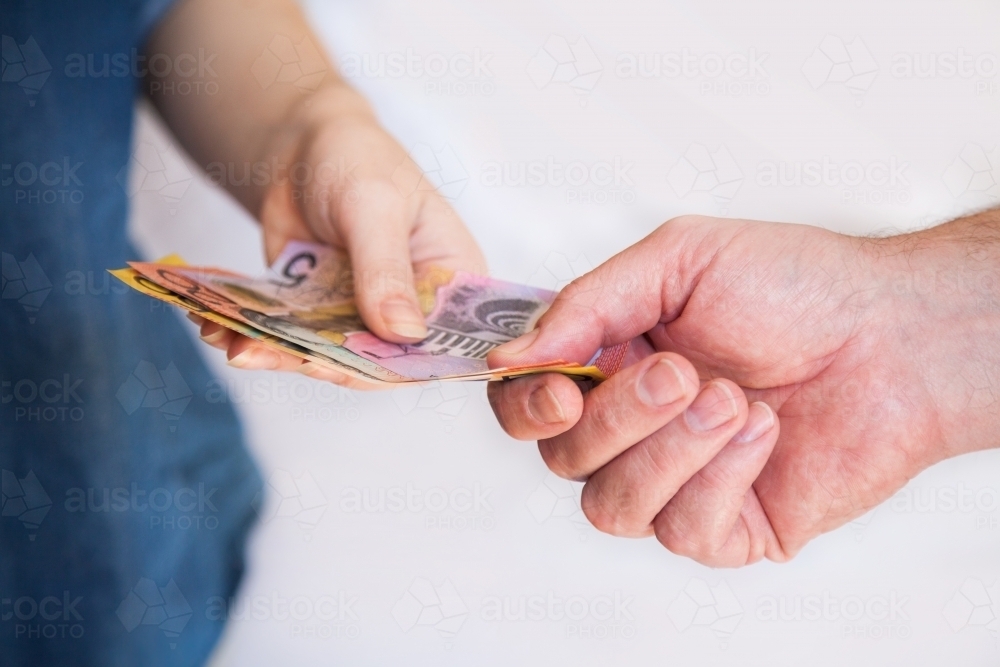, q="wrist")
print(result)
[869,209,1000,458]
[247,81,378,218]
